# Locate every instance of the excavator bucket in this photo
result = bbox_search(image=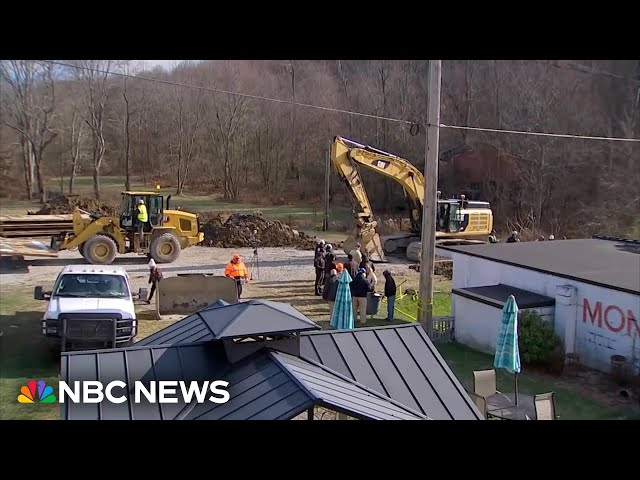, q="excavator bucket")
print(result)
[156,274,239,317]
[343,230,386,263]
